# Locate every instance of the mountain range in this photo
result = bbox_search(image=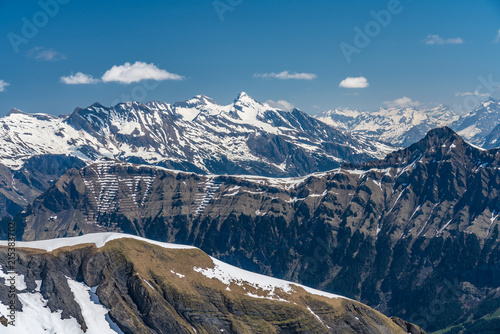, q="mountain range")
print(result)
[9,126,500,332]
[0,92,392,176]
[315,97,500,148]
[2,94,500,333]
[0,93,396,219]
[3,94,499,222]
